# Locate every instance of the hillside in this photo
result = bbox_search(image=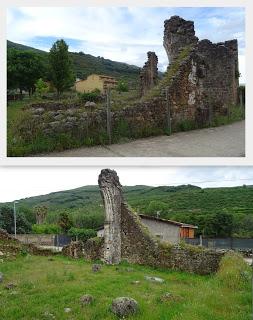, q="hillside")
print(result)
[1,184,253,237]
[7,40,141,84]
